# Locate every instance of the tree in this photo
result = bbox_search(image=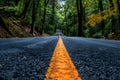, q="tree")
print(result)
[76,0,83,37]
[52,0,55,32]
[117,0,120,26]
[30,0,35,35]
[98,0,105,35]
[1,0,120,38]
[30,0,40,35]
[41,0,49,35]
[20,0,31,18]
[109,0,115,32]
